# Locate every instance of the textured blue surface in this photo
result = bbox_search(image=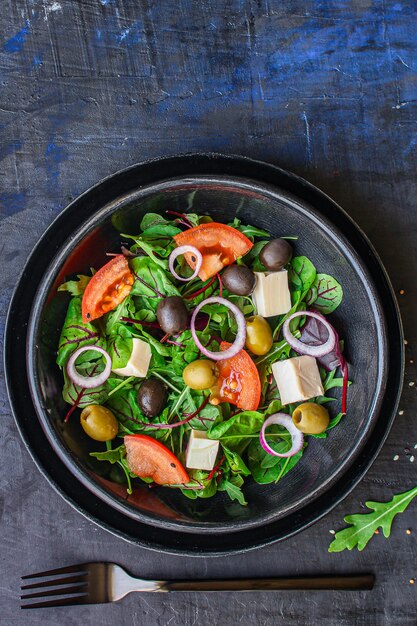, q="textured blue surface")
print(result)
[1,1,417,624]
